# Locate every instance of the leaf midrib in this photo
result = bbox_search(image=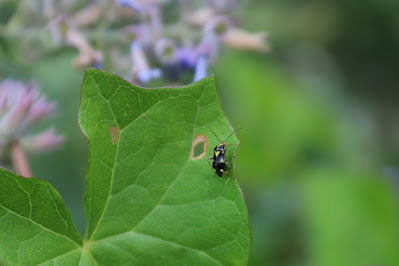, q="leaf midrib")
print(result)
[87,90,162,240]
[87,86,203,241]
